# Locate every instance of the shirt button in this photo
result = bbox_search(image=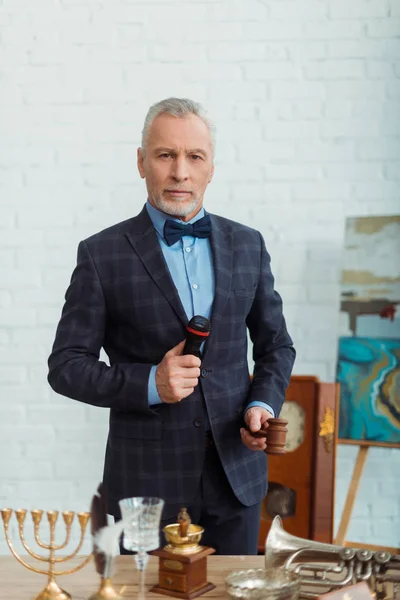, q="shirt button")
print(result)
[201,369,208,378]
[193,418,203,428]
[185,247,191,253]
[192,283,198,290]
